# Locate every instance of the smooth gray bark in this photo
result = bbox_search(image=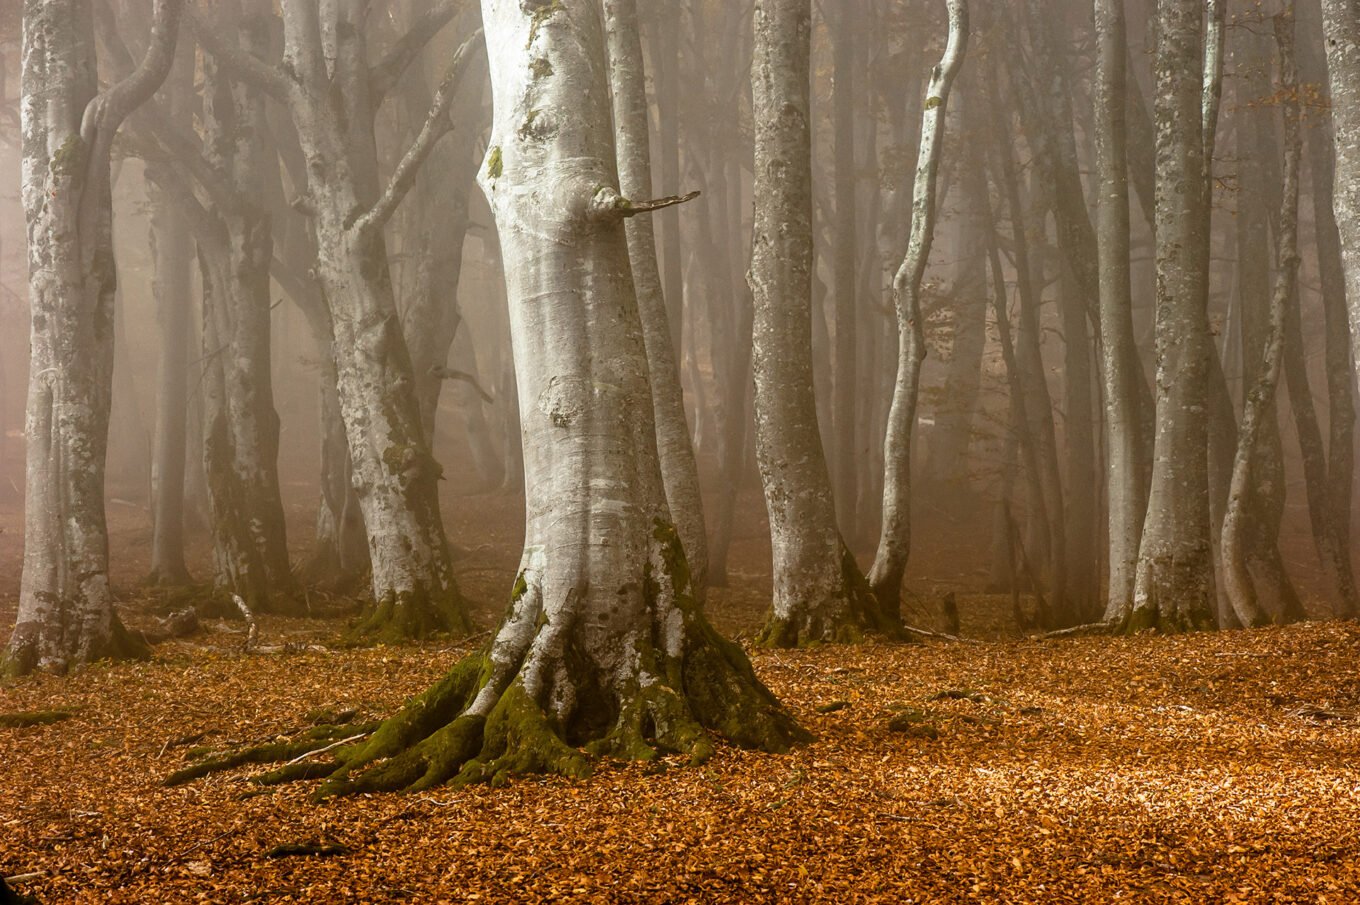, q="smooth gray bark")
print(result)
[5,0,183,675]
[1094,0,1150,620]
[751,0,882,645]
[1130,0,1215,632]
[867,0,968,621]
[604,0,709,600]
[1321,0,1360,388]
